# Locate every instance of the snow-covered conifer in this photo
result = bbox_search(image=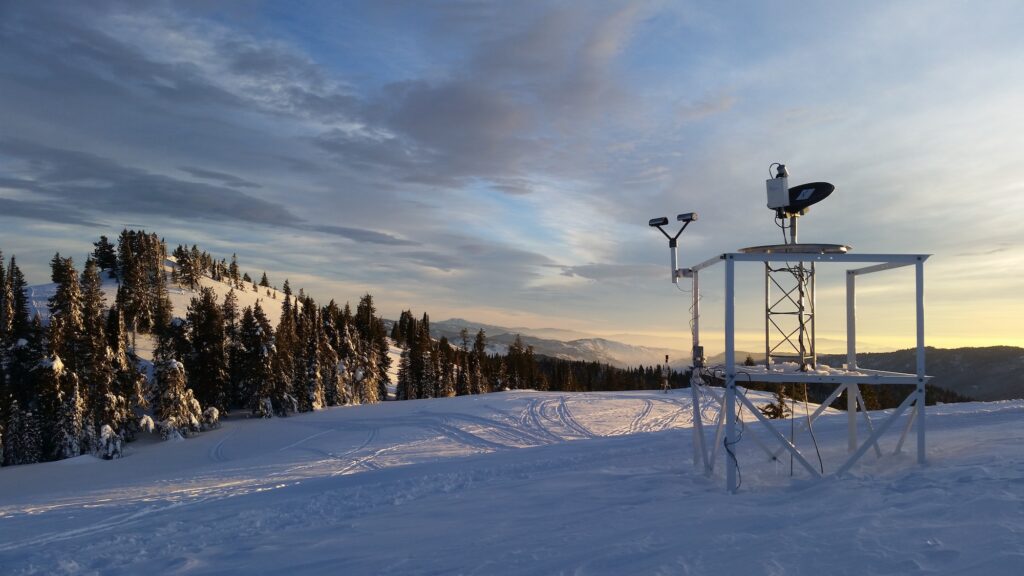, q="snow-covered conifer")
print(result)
[153,359,202,439]
[92,235,118,277]
[37,356,84,460]
[202,407,220,430]
[235,303,275,416]
[48,254,85,372]
[3,399,42,465]
[98,424,122,459]
[185,287,230,411]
